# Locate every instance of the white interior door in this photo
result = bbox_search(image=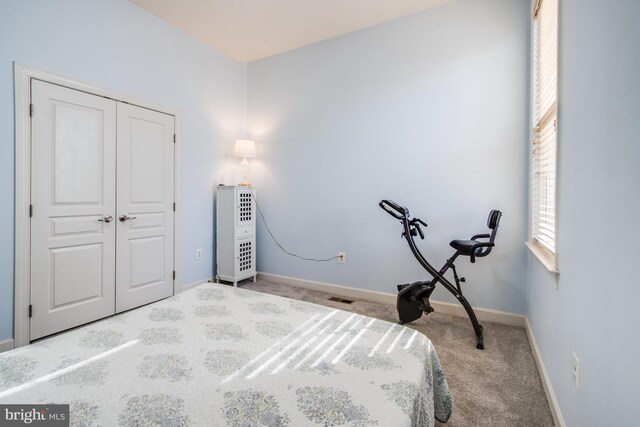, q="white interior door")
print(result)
[30,80,117,340]
[116,103,175,312]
